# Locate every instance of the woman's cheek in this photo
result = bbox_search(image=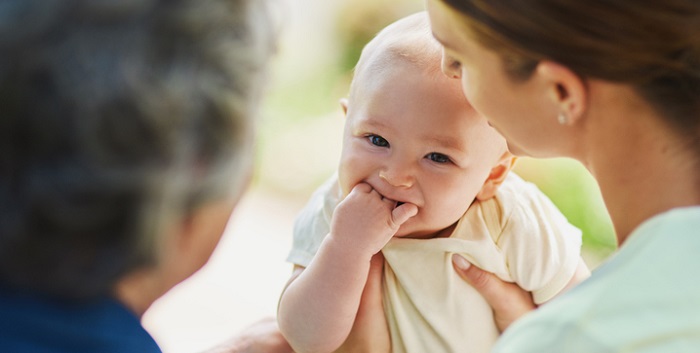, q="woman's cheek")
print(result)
[459,75,477,104]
